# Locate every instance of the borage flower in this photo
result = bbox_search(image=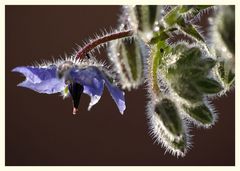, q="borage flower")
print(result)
[12,57,126,115]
